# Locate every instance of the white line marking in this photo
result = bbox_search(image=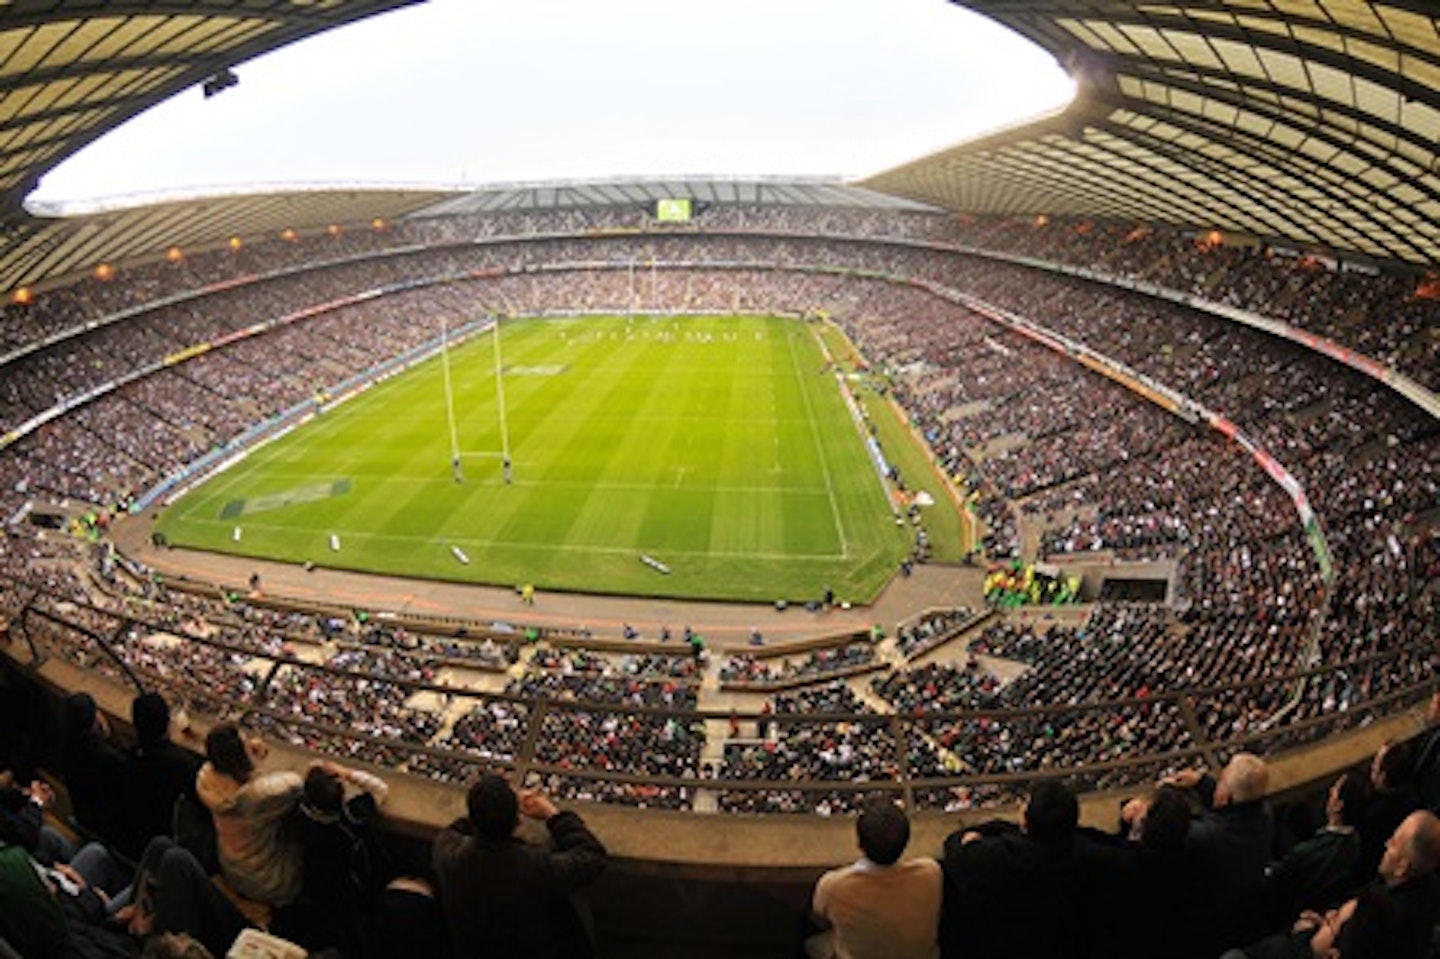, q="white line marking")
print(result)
[786,326,849,557]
